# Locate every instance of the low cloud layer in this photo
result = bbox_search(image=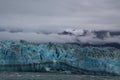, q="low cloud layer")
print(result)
[0,27,120,44]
